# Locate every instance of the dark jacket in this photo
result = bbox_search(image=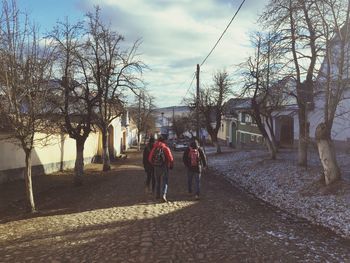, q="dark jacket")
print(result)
[183,141,207,173]
[143,143,154,172]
